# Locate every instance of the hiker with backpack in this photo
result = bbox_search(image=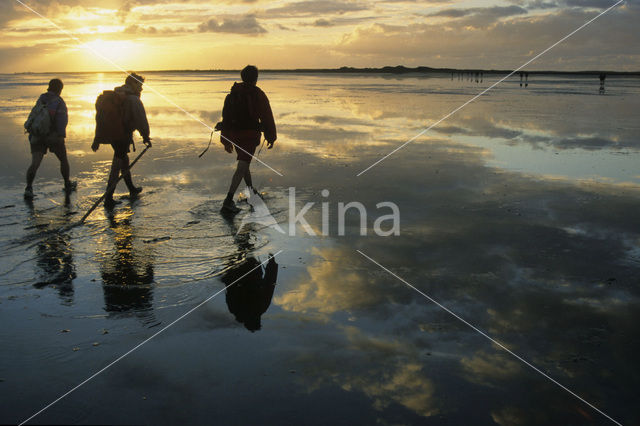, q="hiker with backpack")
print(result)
[24,78,76,199]
[92,72,151,208]
[217,65,276,213]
